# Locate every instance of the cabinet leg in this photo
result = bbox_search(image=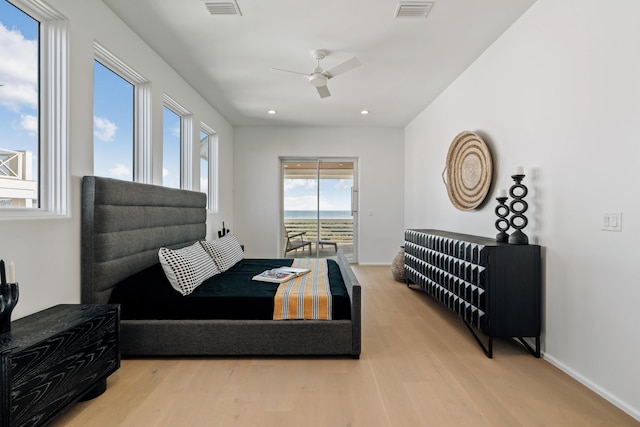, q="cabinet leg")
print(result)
[463,321,493,358]
[516,337,541,358]
[79,379,107,401]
